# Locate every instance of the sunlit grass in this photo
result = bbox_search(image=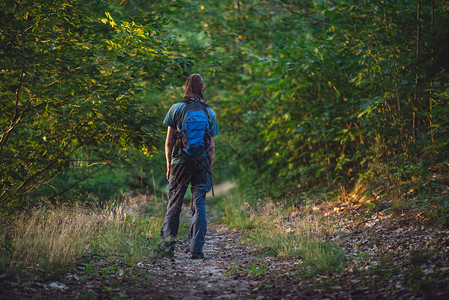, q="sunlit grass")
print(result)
[92,201,166,263]
[0,196,168,274]
[223,202,256,230]
[218,191,344,274]
[0,205,101,273]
